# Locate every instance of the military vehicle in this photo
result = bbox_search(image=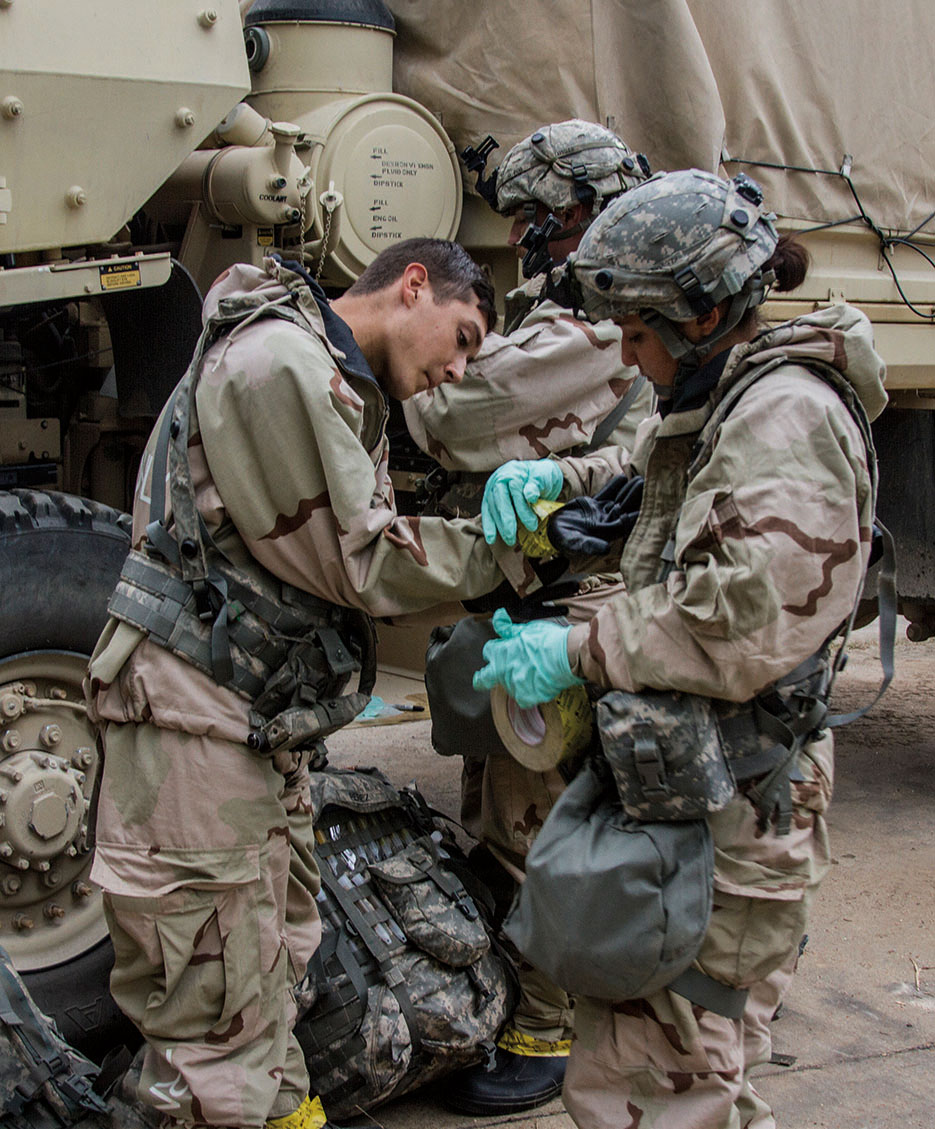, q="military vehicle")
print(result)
[1,0,933,1058]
